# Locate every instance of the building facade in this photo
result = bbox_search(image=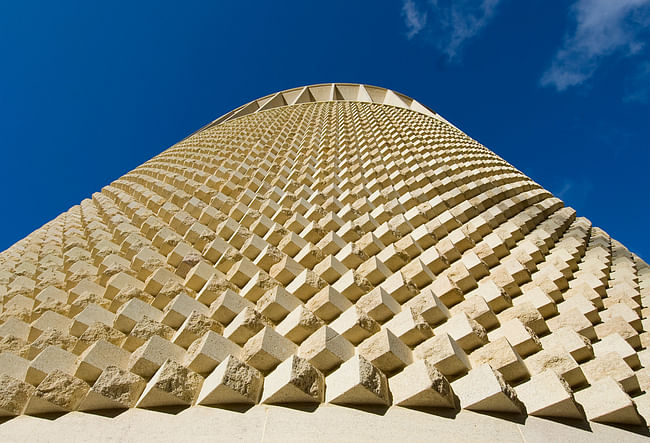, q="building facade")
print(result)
[0,84,648,441]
